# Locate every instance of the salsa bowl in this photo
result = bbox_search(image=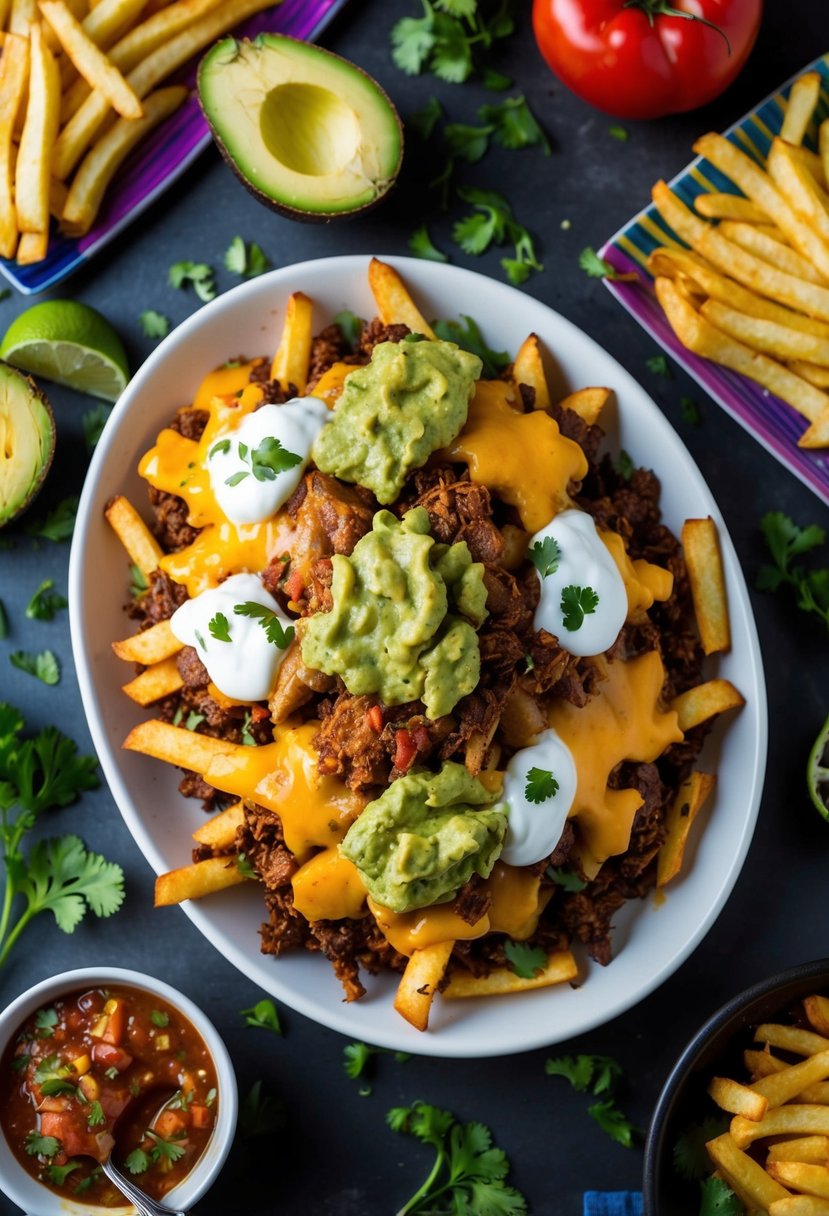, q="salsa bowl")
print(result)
[69,255,767,1057]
